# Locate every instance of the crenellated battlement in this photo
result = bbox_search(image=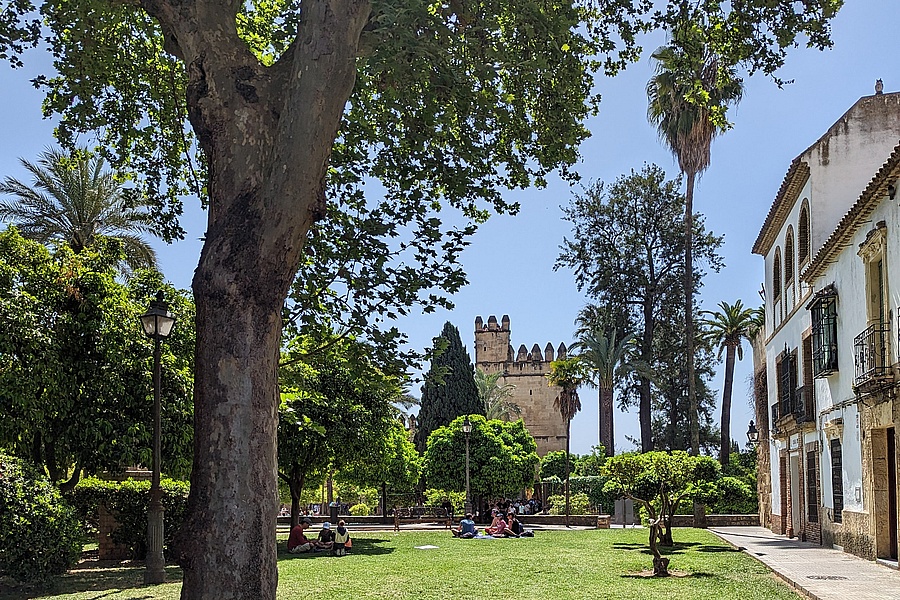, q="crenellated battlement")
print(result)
[474,315,566,366]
